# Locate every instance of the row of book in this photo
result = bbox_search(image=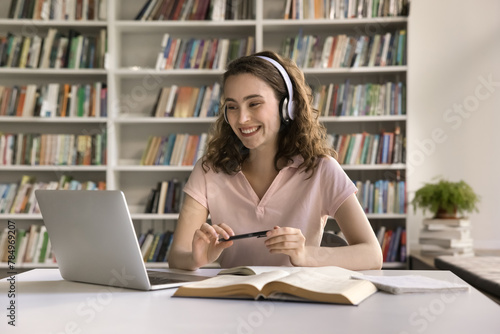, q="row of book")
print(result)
[141,133,207,166]
[418,218,474,257]
[328,126,405,165]
[280,30,406,69]
[0,175,105,215]
[135,0,254,21]
[354,179,406,214]
[311,81,405,117]
[154,34,255,70]
[0,28,107,69]
[145,178,187,214]
[284,0,409,19]
[0,225,55,265]
[0,132,107,166]
[151,83,220,118]
[0,80,406,119]
[0,225,174,266]
[139,229,174,263]
[7,0,108,20]
[376,225,406,263]
[0,83,107,118]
